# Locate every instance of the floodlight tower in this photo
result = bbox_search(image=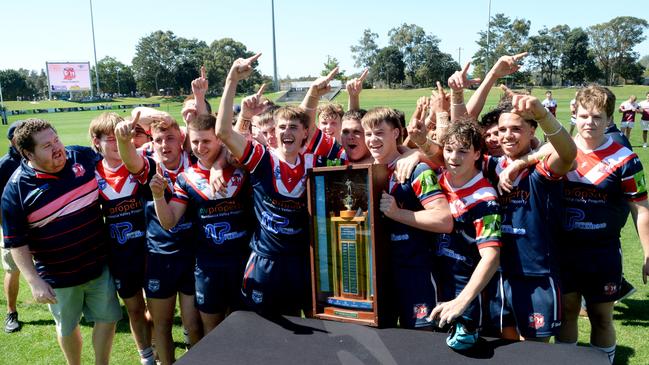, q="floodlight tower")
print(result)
[271,0,279,92]
[90,0,100,97]
[485,0,492,74]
